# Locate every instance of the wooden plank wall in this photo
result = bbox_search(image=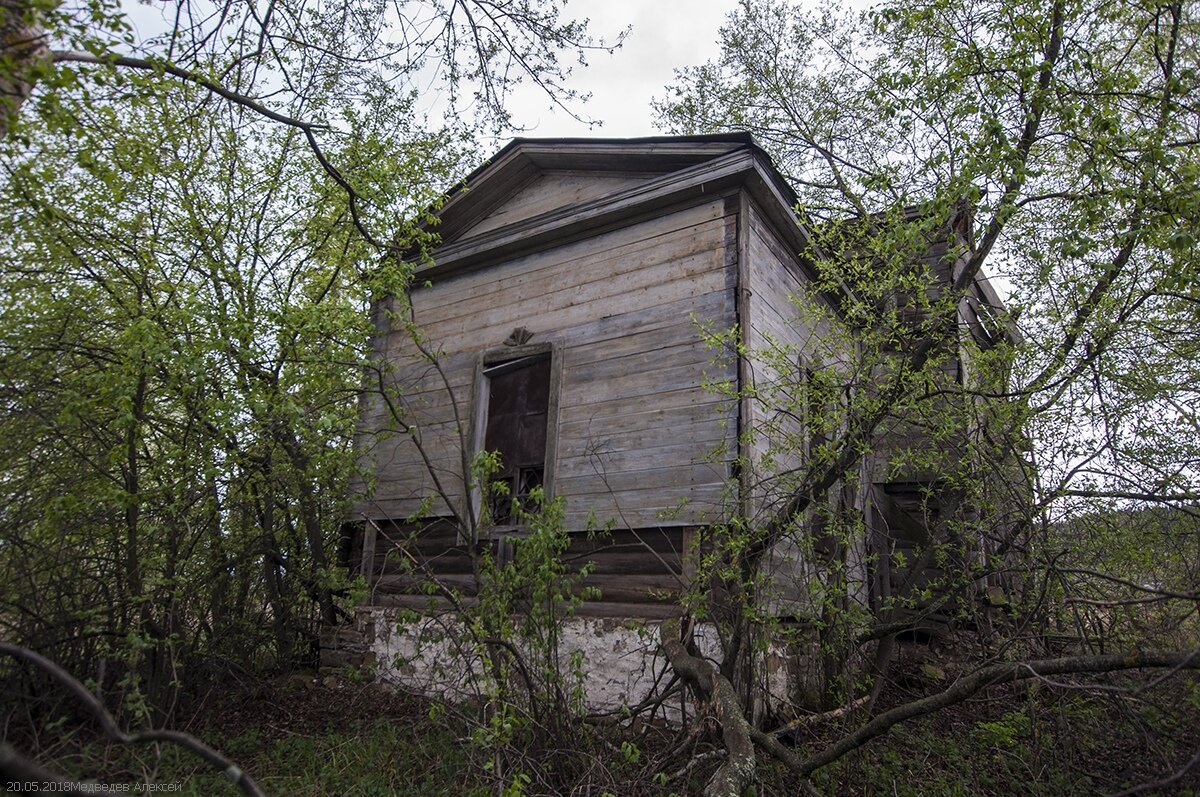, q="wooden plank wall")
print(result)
[353,197,739,531]
[742,200,842,515]
[358,519,691,617]
[869,222,972,483]
[741,199,872,617]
